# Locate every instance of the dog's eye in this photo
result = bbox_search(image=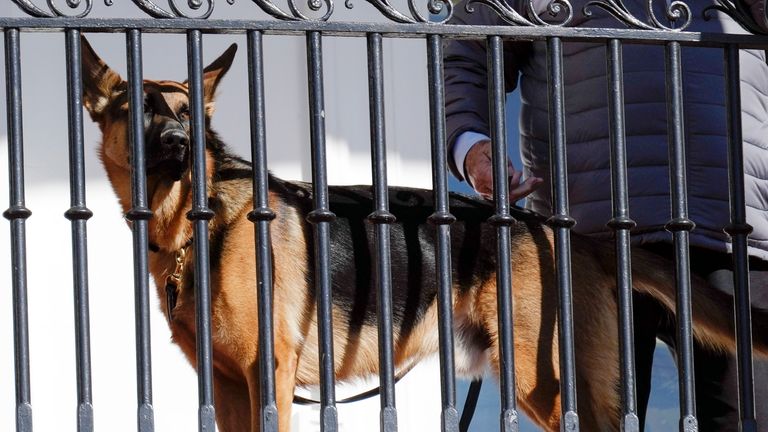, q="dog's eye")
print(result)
[142,94,155,116]
[178,107,190,122]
